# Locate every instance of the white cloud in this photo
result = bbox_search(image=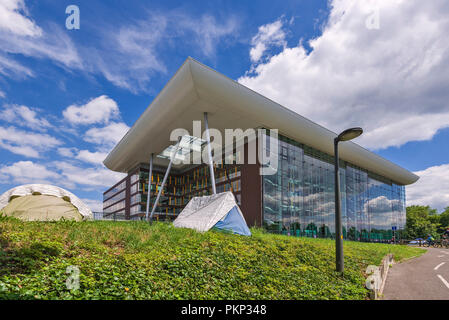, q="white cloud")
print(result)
[361,112,449,149]
[1,24,81,68]
[0,160,60,185]
[364,195,401,213]
[239,0,449,150]
[363,195,401,228]
[75,150,108,165]
[250,18,287,63]
[81,198,103,212]
[0,95,127,198]
[0,159,125,195]
[63,95,120,125]
[0,53,33,78]
[0,126,62,157]
[2,104,51,130]
[407,164,449,212]
[53,161,125,188]
[85,12,238,92]
[0,1,81,79]
[57,147,77,158]
[84,122,129,148]
[0,2,237,92]
[58,147,108,166]
[175,14,239,58]
[0,0,42,37]
[0,24,81,78]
